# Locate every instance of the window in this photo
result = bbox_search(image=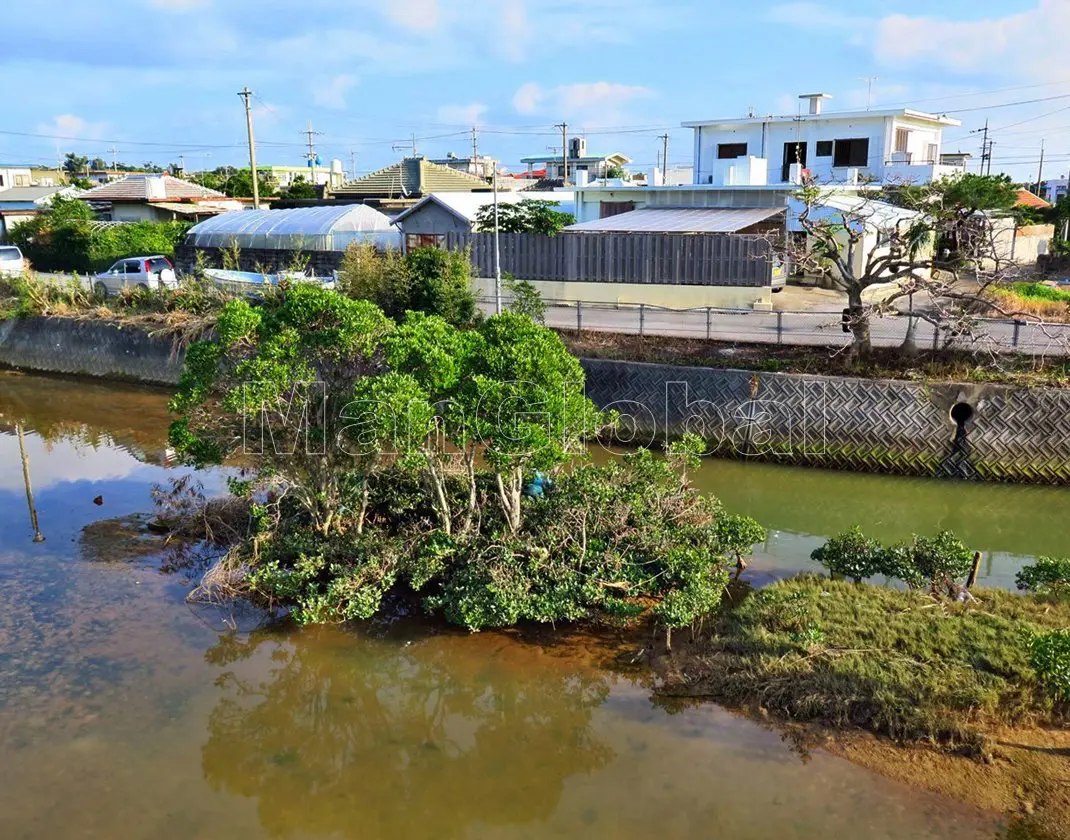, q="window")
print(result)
[926,144,939,164]
[599,201,635,219]
[125,261,141,274]
[894,128,910,154]
[833,138,869,167]
[0,175,5,187]
[15,175,27,186]
[717,142,748,159]
[405,234,444,251]
[815,141,833,157]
